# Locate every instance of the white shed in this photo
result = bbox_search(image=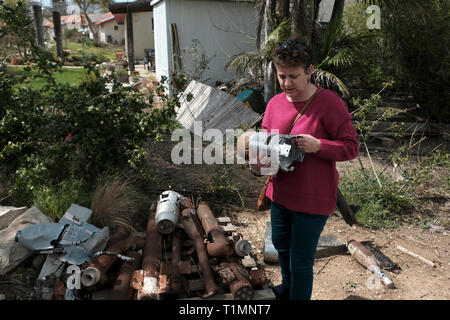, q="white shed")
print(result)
[151,0,257,87]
